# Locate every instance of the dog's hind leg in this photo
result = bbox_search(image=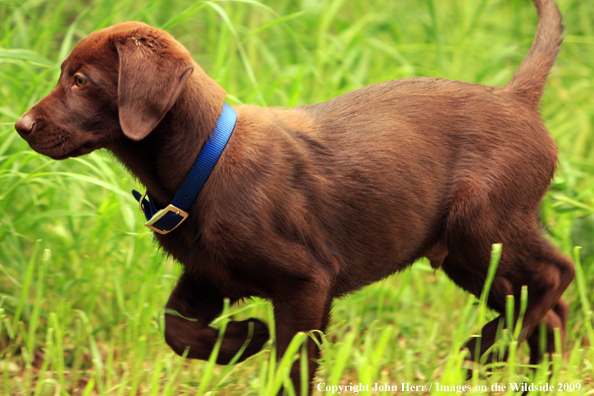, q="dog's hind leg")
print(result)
[515,239,574,364]
[164,272,270,364]
[441,258,513,362]
[442,236,574,367]
[527,298,569,364]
